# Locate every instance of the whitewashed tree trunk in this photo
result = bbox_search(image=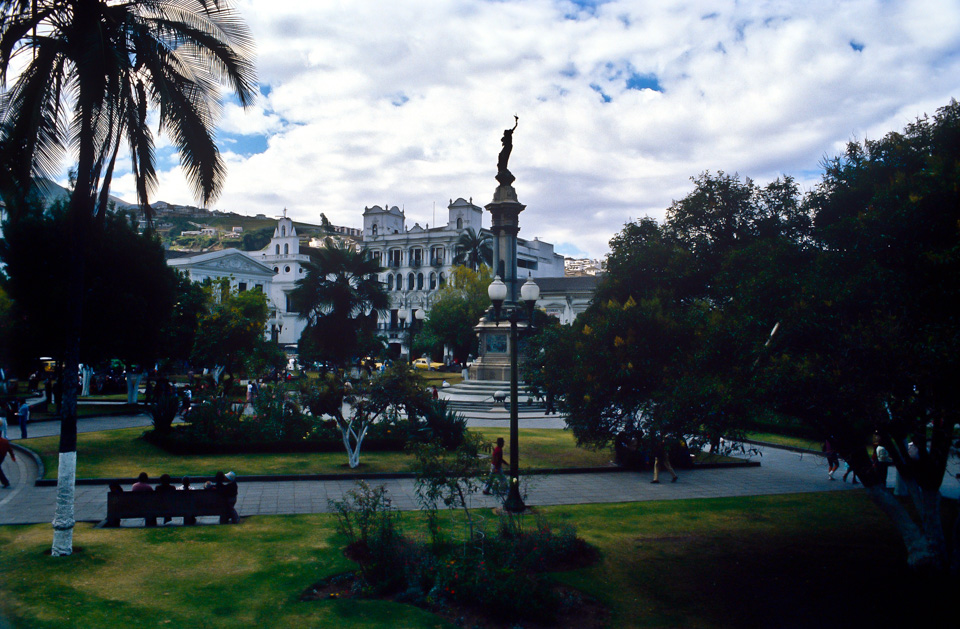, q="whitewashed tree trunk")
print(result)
[340,421,370,468]
[80,366,94,397]
[865,484,941,569]
[125,372,145,404]
[50,451,77,556]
